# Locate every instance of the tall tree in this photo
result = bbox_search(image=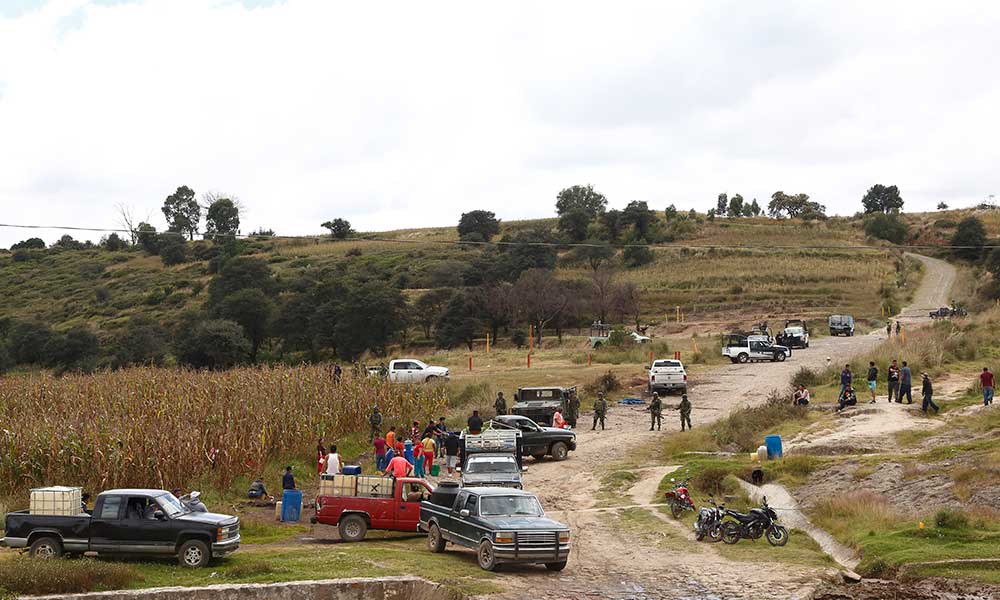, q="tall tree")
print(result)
[457,210,501,242]
[590,267,618,322]
[208,256,276,306]
[573,239,615,271]
[434,292,482,351]
[600,209,624,241]
[321,218,354,239]
[555,184,608,218]
[414,289,455,338]
[951,217,986,261]
[204,197,240,239]
[620,201,655,239]
[471,283,513,343]
[136,222,159,254]
[768,191,825,219]
[727,194,744,218]
[716,193,728,215]
[162,185,201,239]
[113,315,168,368]
[329,280,407,361]
[749,199,761,216]
[861,184,904,214]
[612,282,643,330]
[218,288,275,362]
[513,269,570,347]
